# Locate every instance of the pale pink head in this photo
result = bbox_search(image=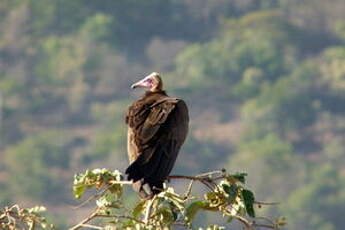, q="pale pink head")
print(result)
[131,72,163,92]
